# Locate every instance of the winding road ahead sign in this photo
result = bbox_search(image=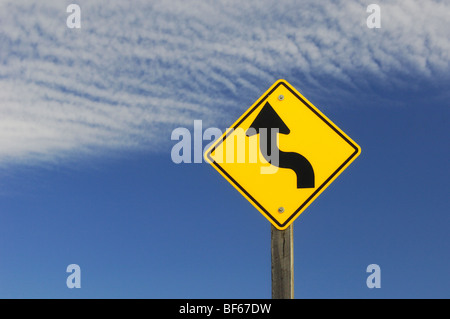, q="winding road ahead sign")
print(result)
[204,79,360,230]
